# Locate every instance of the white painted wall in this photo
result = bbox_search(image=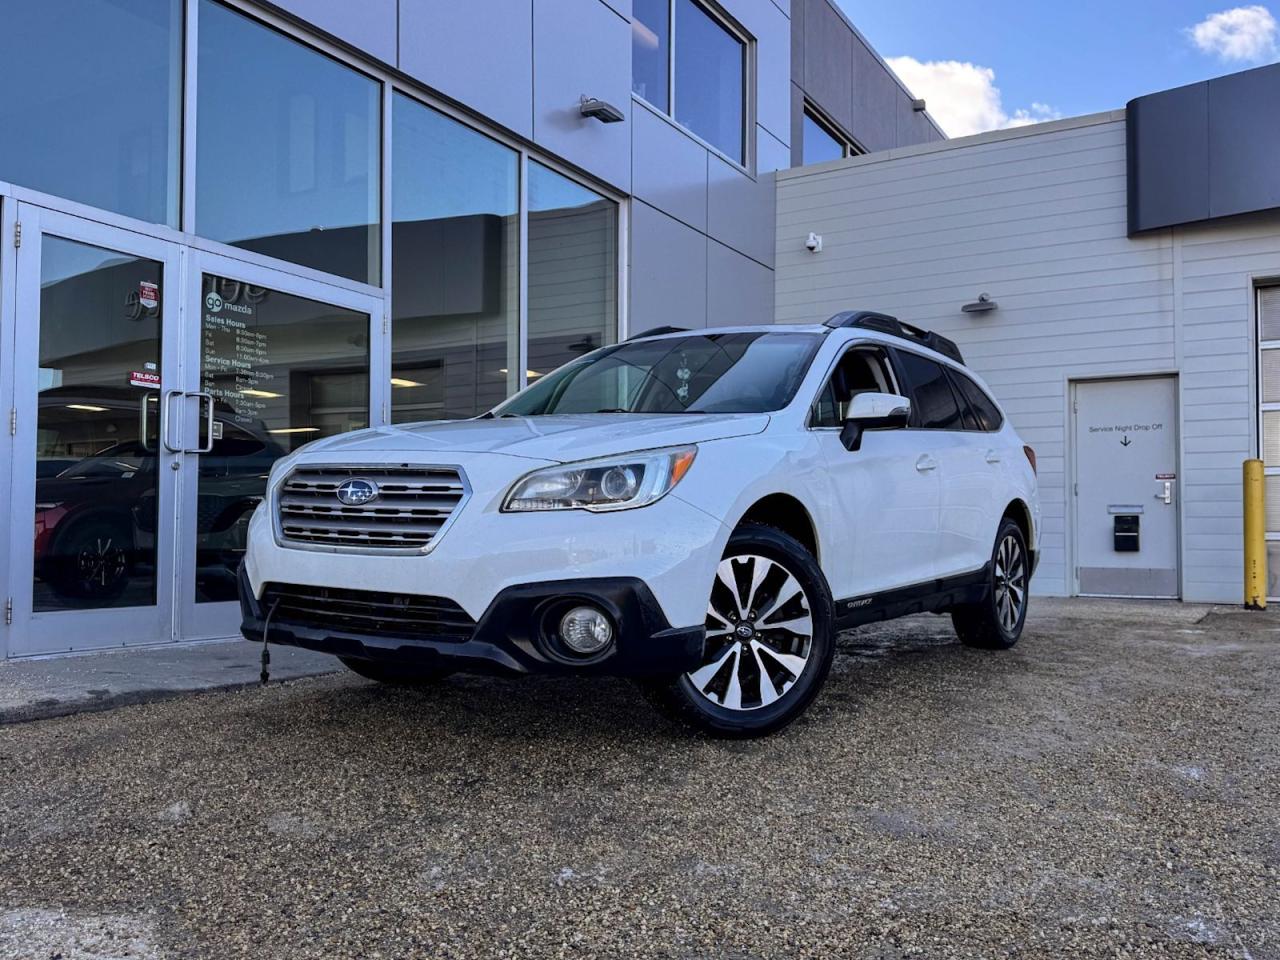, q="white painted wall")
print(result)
[774,111,1274,602]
